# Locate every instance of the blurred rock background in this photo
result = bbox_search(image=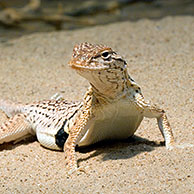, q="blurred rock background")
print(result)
[0,0,194,40]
